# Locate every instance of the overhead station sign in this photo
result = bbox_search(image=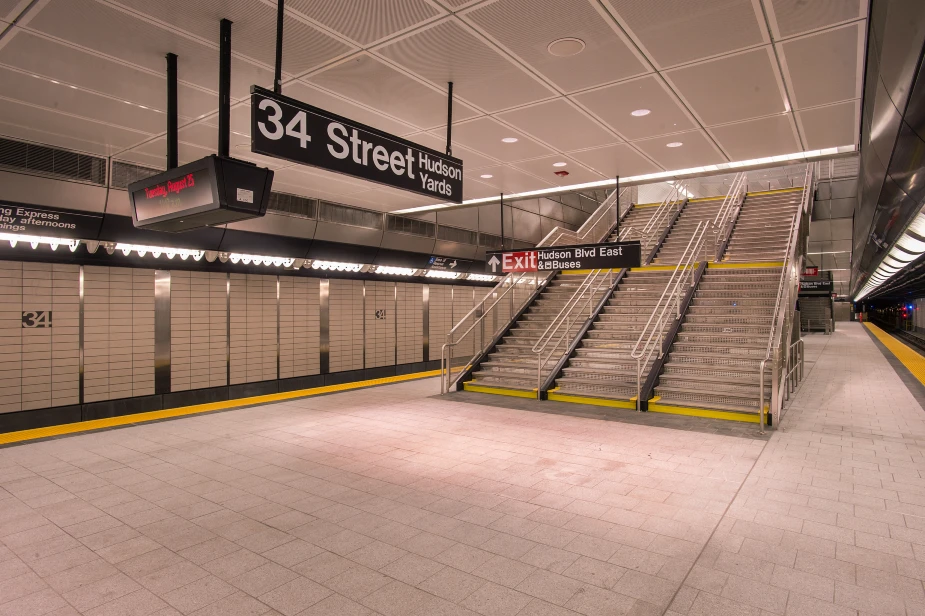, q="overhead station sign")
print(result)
[251,86,463,203]
[486,242,641,274]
